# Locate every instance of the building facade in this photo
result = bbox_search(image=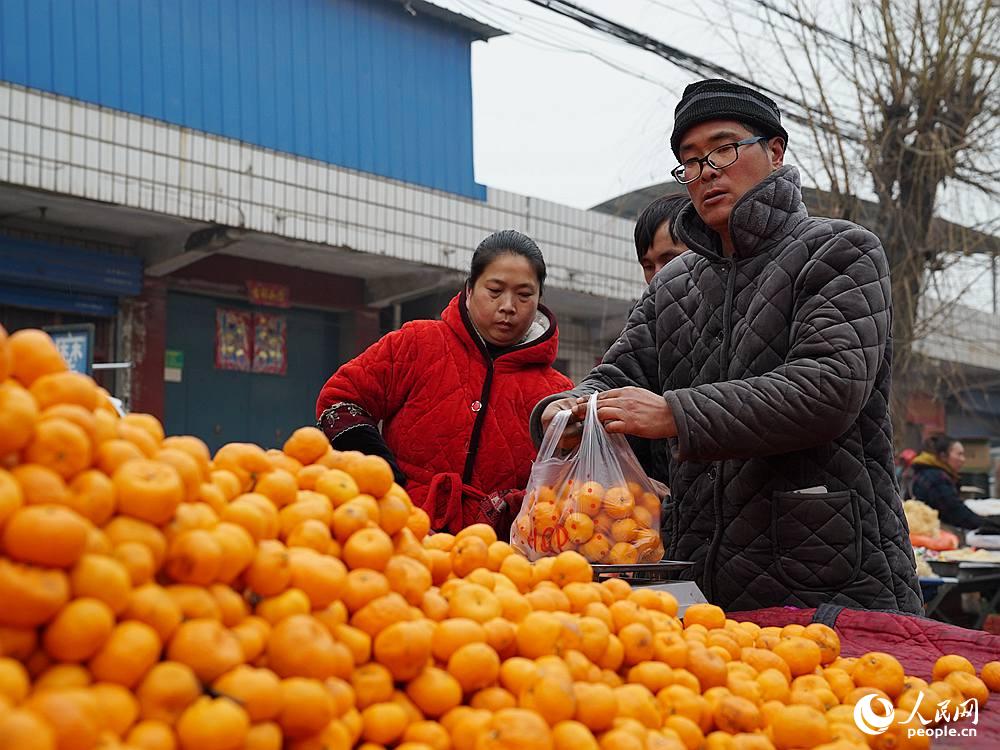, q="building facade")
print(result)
[0,0,642,451]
